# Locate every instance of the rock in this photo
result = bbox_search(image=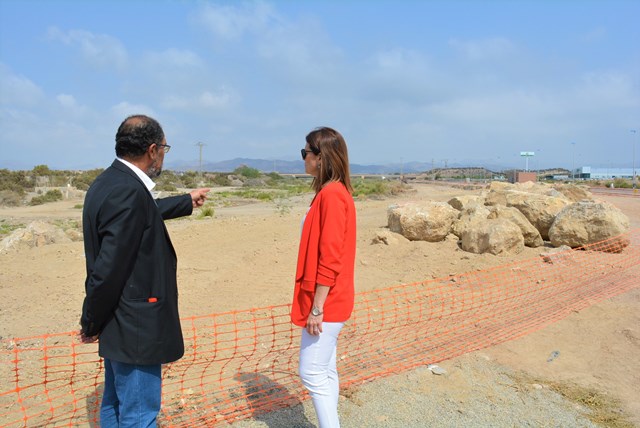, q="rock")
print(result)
[552,184,594,203]
[548,201,630,250]
[451,205,491,238]
[65,229,84,242]
[489,181,514,191]
[487,205,544,248]
[459,218,524,255]
[447,195,483,211]
[503,191,571,240]
[539,246,573,264]
[0,221,72,253]
[371,230,404,246]
[484,189,509,207]
[387,202,459,242]
[427,364,447,375]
